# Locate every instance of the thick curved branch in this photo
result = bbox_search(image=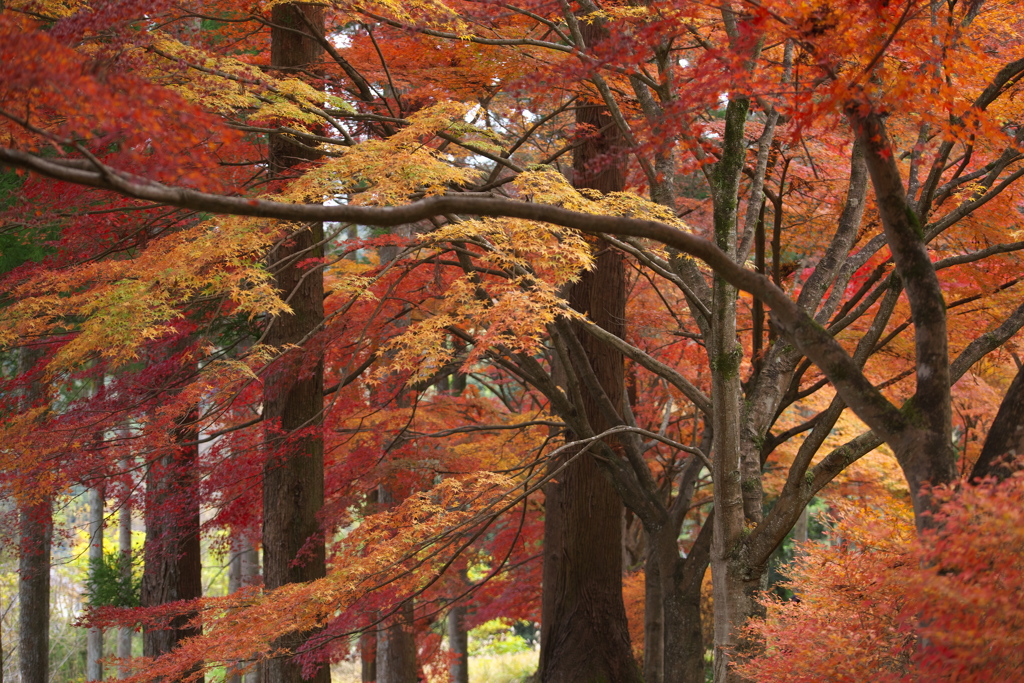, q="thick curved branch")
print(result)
[1,143,910,448]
